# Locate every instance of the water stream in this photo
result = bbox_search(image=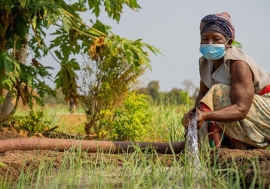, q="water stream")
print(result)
[186,111,201,170]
